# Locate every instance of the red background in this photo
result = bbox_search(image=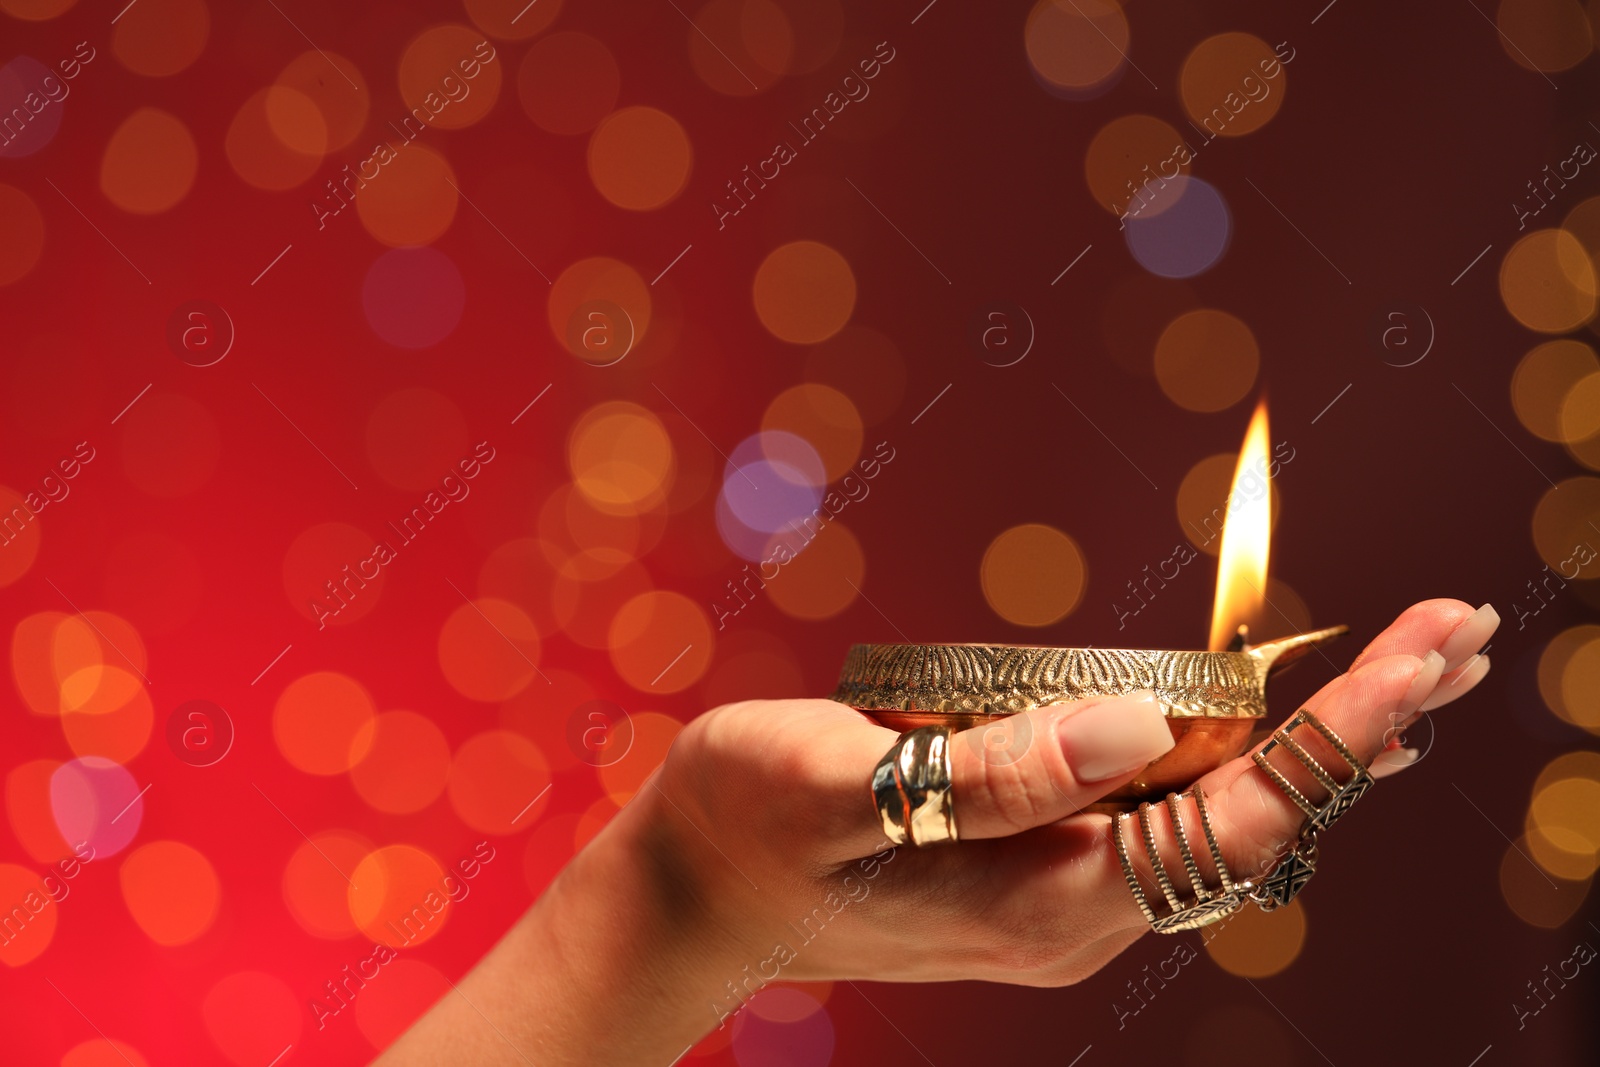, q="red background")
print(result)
[2,0,1599,1064]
